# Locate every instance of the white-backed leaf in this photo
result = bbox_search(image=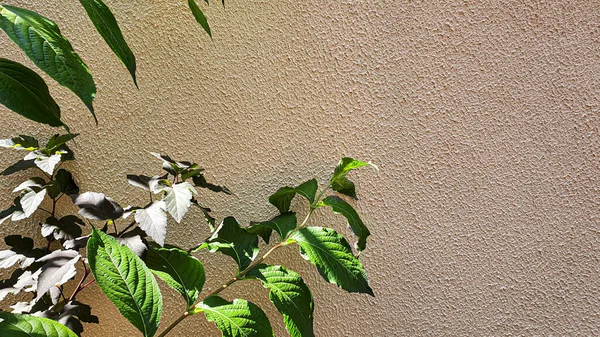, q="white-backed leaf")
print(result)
[134,201,167,246]
[71,192,124,220]
[0,5,97,122]
[289,227,373,296]
[163,182,196,223]
[18,188,46,218]
[146,245,205,309]
[87,228,162,337]
[35,250,80,301]
[24,152,62,175]
[12,177,46,193]
[0,250,34,269]
[193,296,274,337]
[0,312,78,337]
[245,265,314,337]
